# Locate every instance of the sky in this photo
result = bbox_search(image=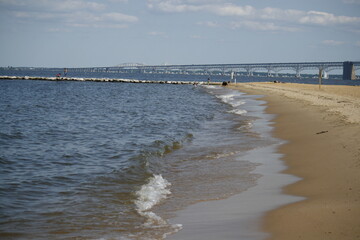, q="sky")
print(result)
[0,0,359,67]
